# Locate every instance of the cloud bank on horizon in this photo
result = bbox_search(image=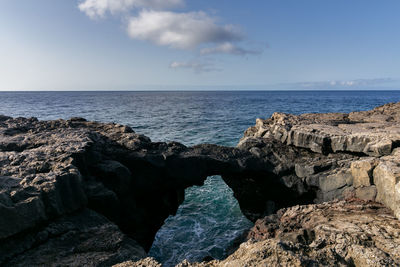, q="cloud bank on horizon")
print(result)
[281,78,395,90]
[78,0,262,72]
